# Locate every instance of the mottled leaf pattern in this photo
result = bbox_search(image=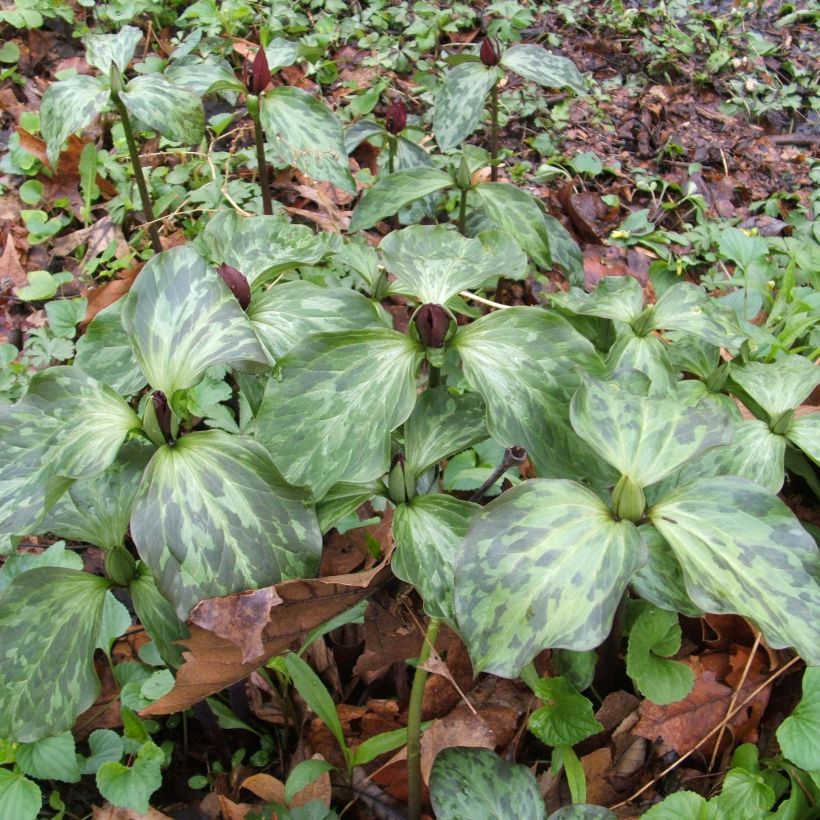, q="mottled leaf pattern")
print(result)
[552,276,643,323]
[120,76,204,145]
[433,62,497,151]
[651,477,820,664]
[165,54,239,99]
[255,329,423,498]
[131,431,322,620]
[652,283,744,348]
[0,567,109,742]
[543,214,584,285]
[41,76,110,165]
[605,333,676,394]
[344,120,386,153]
[261,86,354,194]
[380,225,523,305]
[317,480,384,533]
[264,37,300,71]
[121,245,267,398]
[501,44,585,92]
[788,413,820,465]
[83,25,142,74]
[730,355,820,418]
[454,480,643,677]
[393,495,479,623]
